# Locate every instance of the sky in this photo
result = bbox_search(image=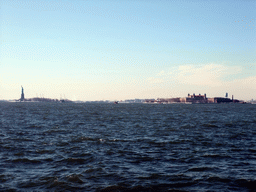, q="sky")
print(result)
[1,0,255,101]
